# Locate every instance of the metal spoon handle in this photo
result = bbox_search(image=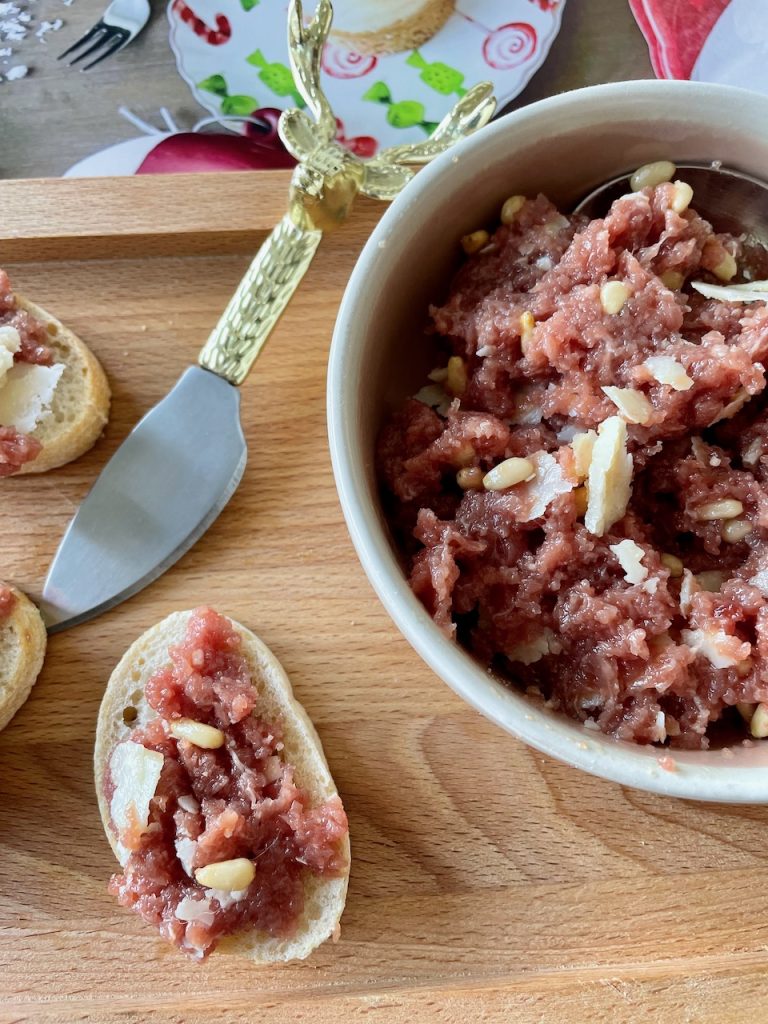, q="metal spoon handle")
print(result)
[198,214,322,386]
